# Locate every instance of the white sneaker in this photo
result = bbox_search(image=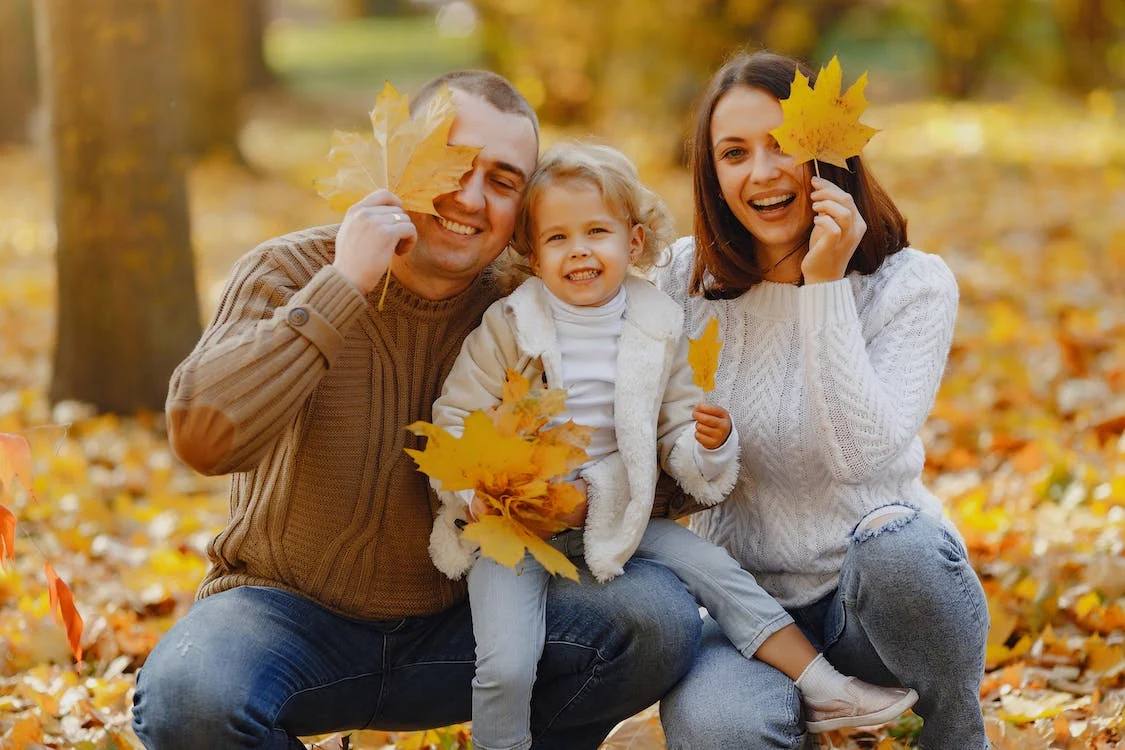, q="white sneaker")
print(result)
[803,678,918,733]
